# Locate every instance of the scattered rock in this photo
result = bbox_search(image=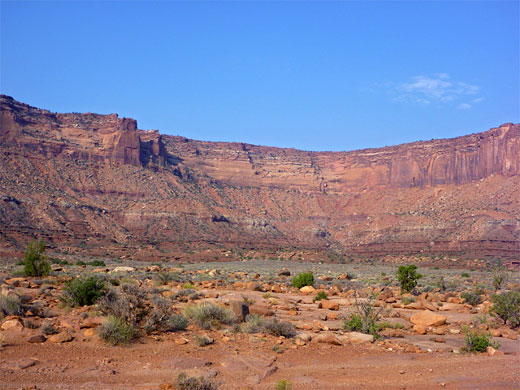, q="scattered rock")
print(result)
[410,311,446,327]
[48,331,73,343]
